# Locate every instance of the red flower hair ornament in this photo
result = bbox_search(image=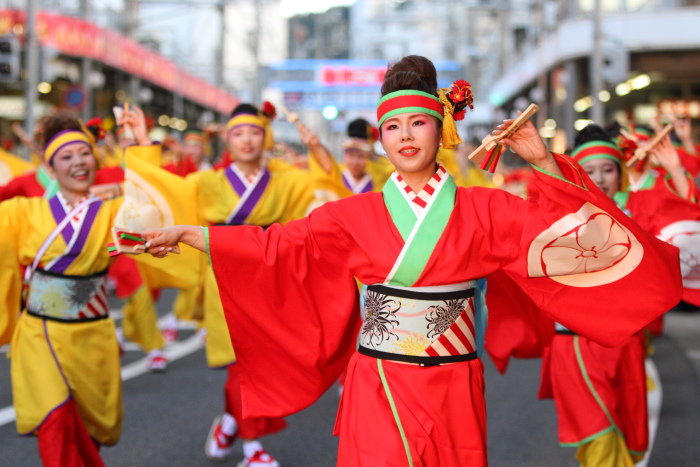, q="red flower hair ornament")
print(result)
[445,80,474,121]
[85,117,107,141]
[261,101,277,121]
